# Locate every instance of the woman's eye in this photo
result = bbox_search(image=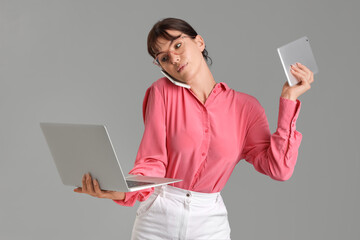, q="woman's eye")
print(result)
[175,43,182,49]
[161,55,169,62]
